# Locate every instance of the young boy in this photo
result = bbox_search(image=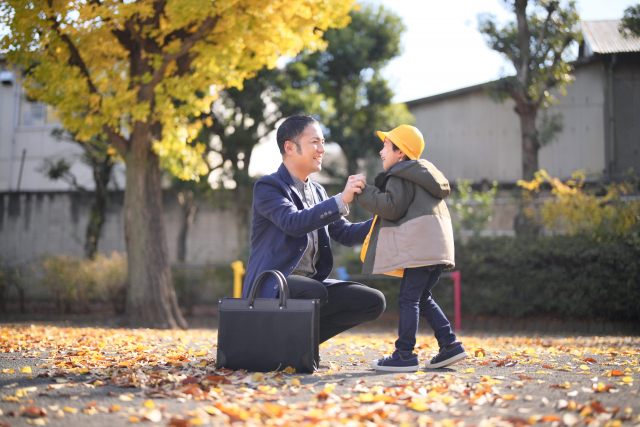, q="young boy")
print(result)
[355,124,468,372]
